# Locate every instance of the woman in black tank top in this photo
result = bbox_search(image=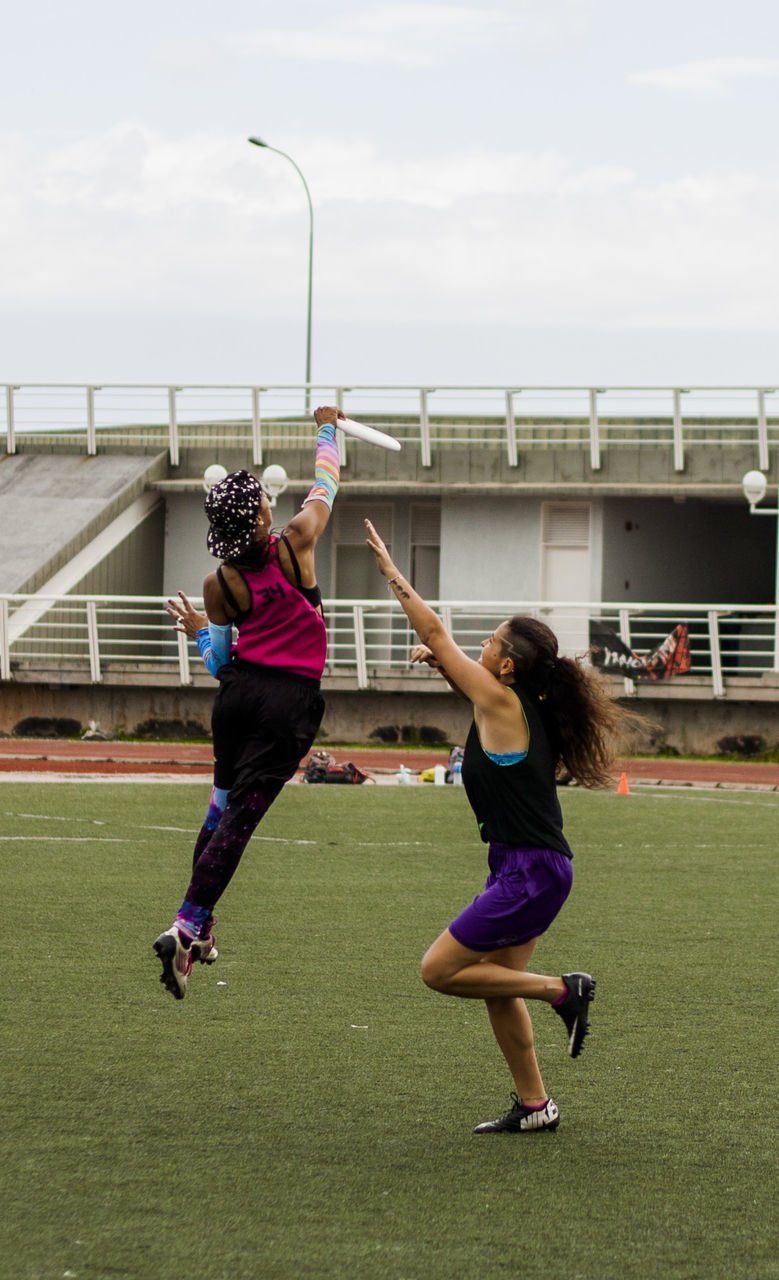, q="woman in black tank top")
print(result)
[365,518,643,1136]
